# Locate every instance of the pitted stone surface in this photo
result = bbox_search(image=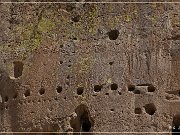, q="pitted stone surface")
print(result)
[0,0,180,134]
